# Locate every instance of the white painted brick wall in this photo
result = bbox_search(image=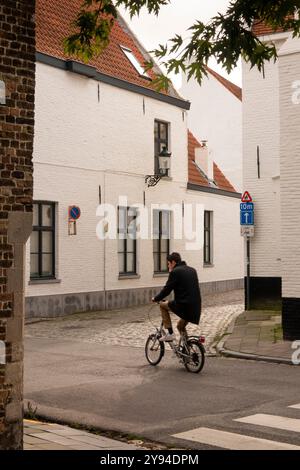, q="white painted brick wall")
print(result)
[279,37,300,298]
[33,64,188,182]
[243,47,282,277]
[25,165,105,296]
[25,62,243,298]
[180,72,243,192]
